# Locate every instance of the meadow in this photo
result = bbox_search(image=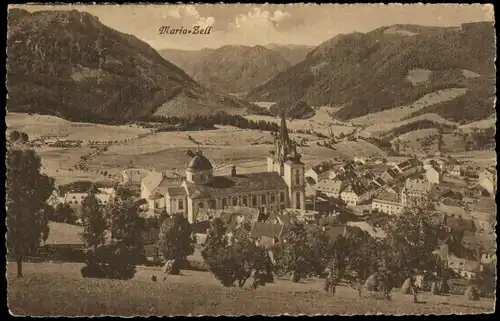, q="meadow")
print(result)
[351,88,467,132]
[7,262,494,316]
